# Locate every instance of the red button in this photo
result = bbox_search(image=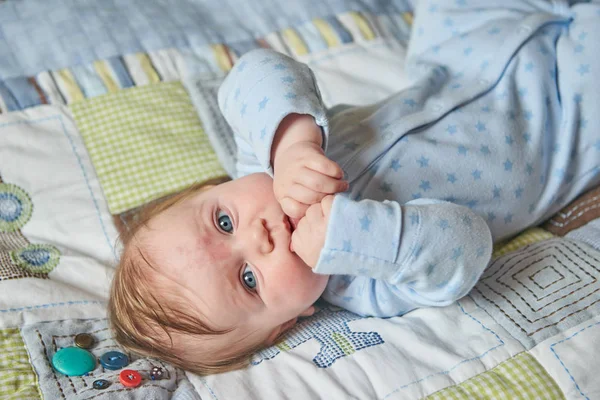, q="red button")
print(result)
[119,369,142,388]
